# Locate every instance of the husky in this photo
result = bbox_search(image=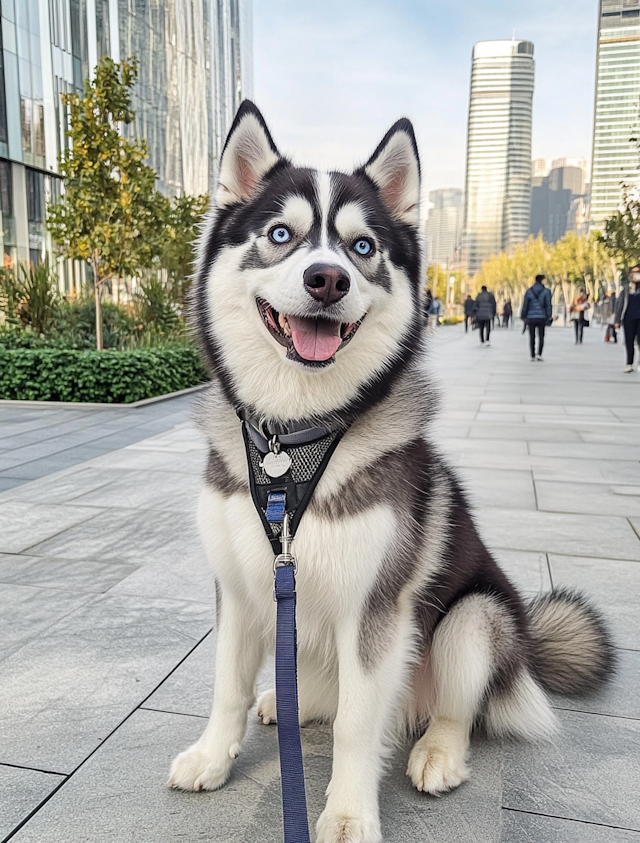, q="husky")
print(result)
[168,101,615,842]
